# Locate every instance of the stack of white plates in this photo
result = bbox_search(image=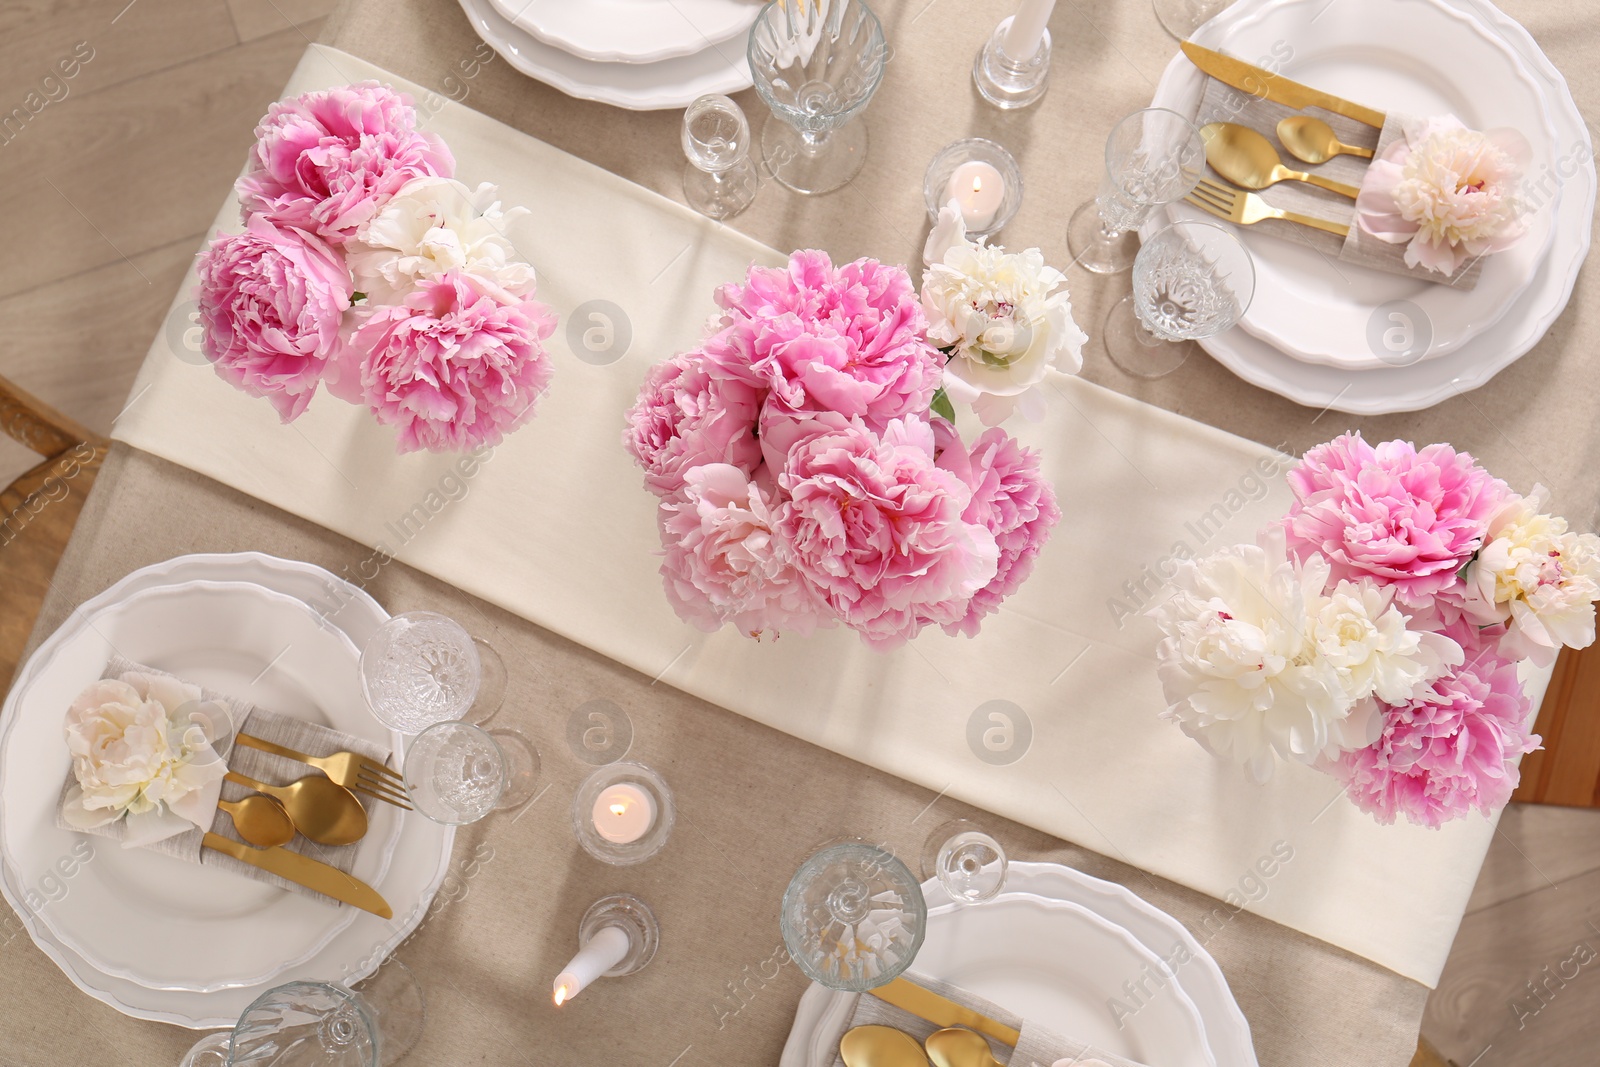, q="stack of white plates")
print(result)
[459,0,757,110]
[782,861,1258,1067]
[1150,0,1593,415]
[0,554,453,1028]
